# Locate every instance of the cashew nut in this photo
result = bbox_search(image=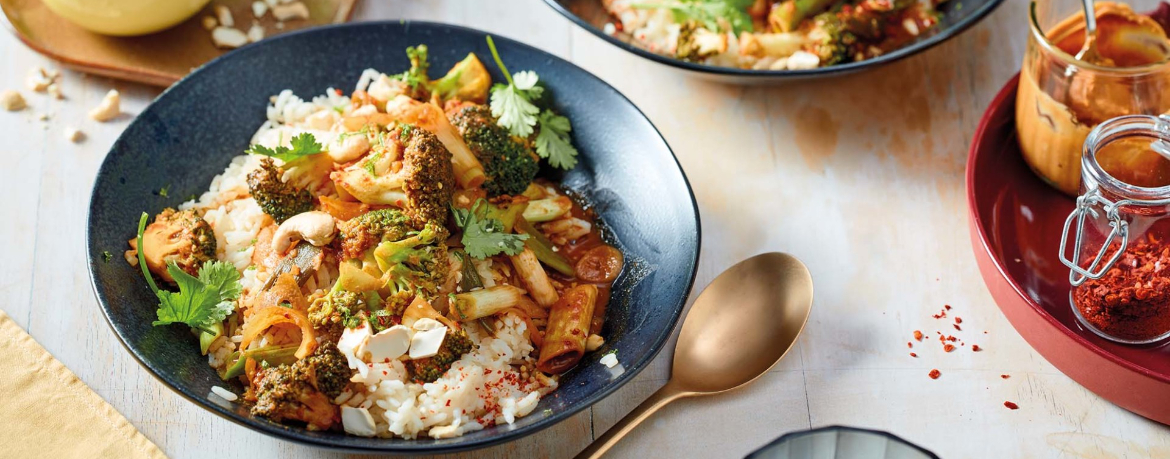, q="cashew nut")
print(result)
[329,132,371,162]
[88,89,121,122]
[272,211,336,253]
